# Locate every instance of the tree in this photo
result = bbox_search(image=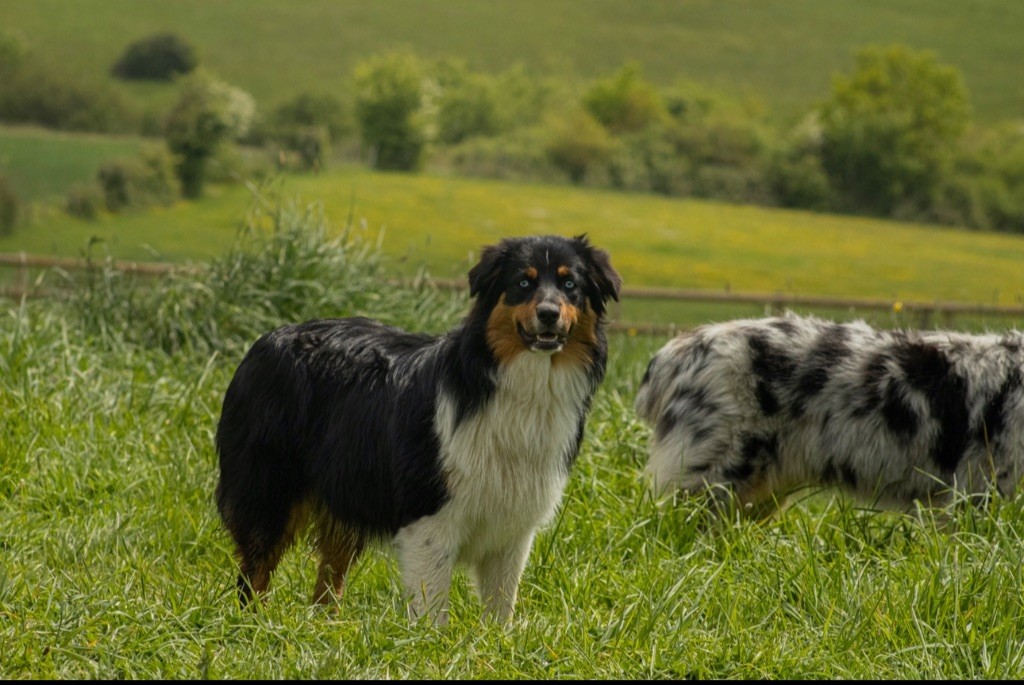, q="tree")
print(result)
[164,70,255,198]
[352,52,426,171]
[818,44,971,216]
